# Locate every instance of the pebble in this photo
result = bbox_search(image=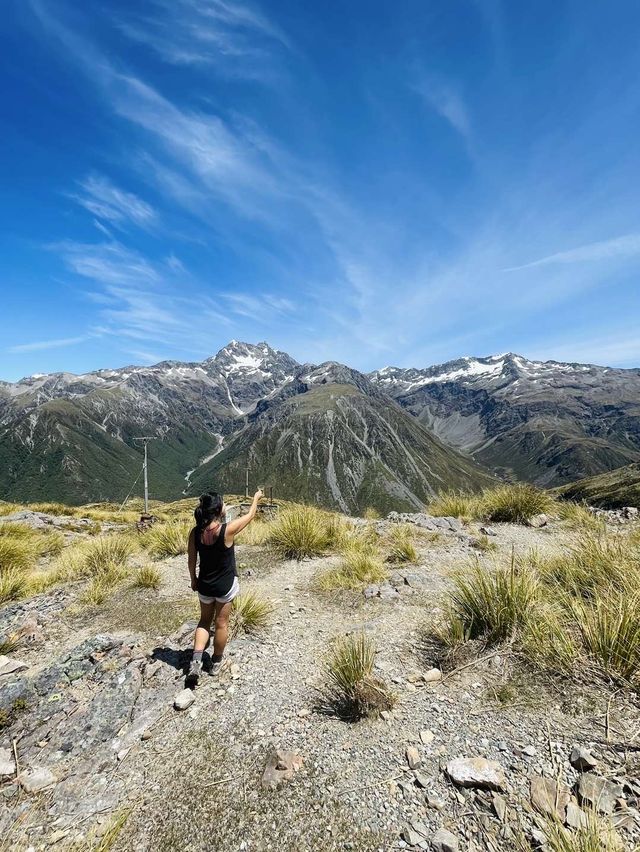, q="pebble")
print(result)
[569,745,597,772]
[431,828,459,852]
[173,689,196,711]
[445,757,506,791]
[19,767,56,793]
[0,747,16,777]
[406,746,422,770]
[419,729,434,745]
[423,668,442,683]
